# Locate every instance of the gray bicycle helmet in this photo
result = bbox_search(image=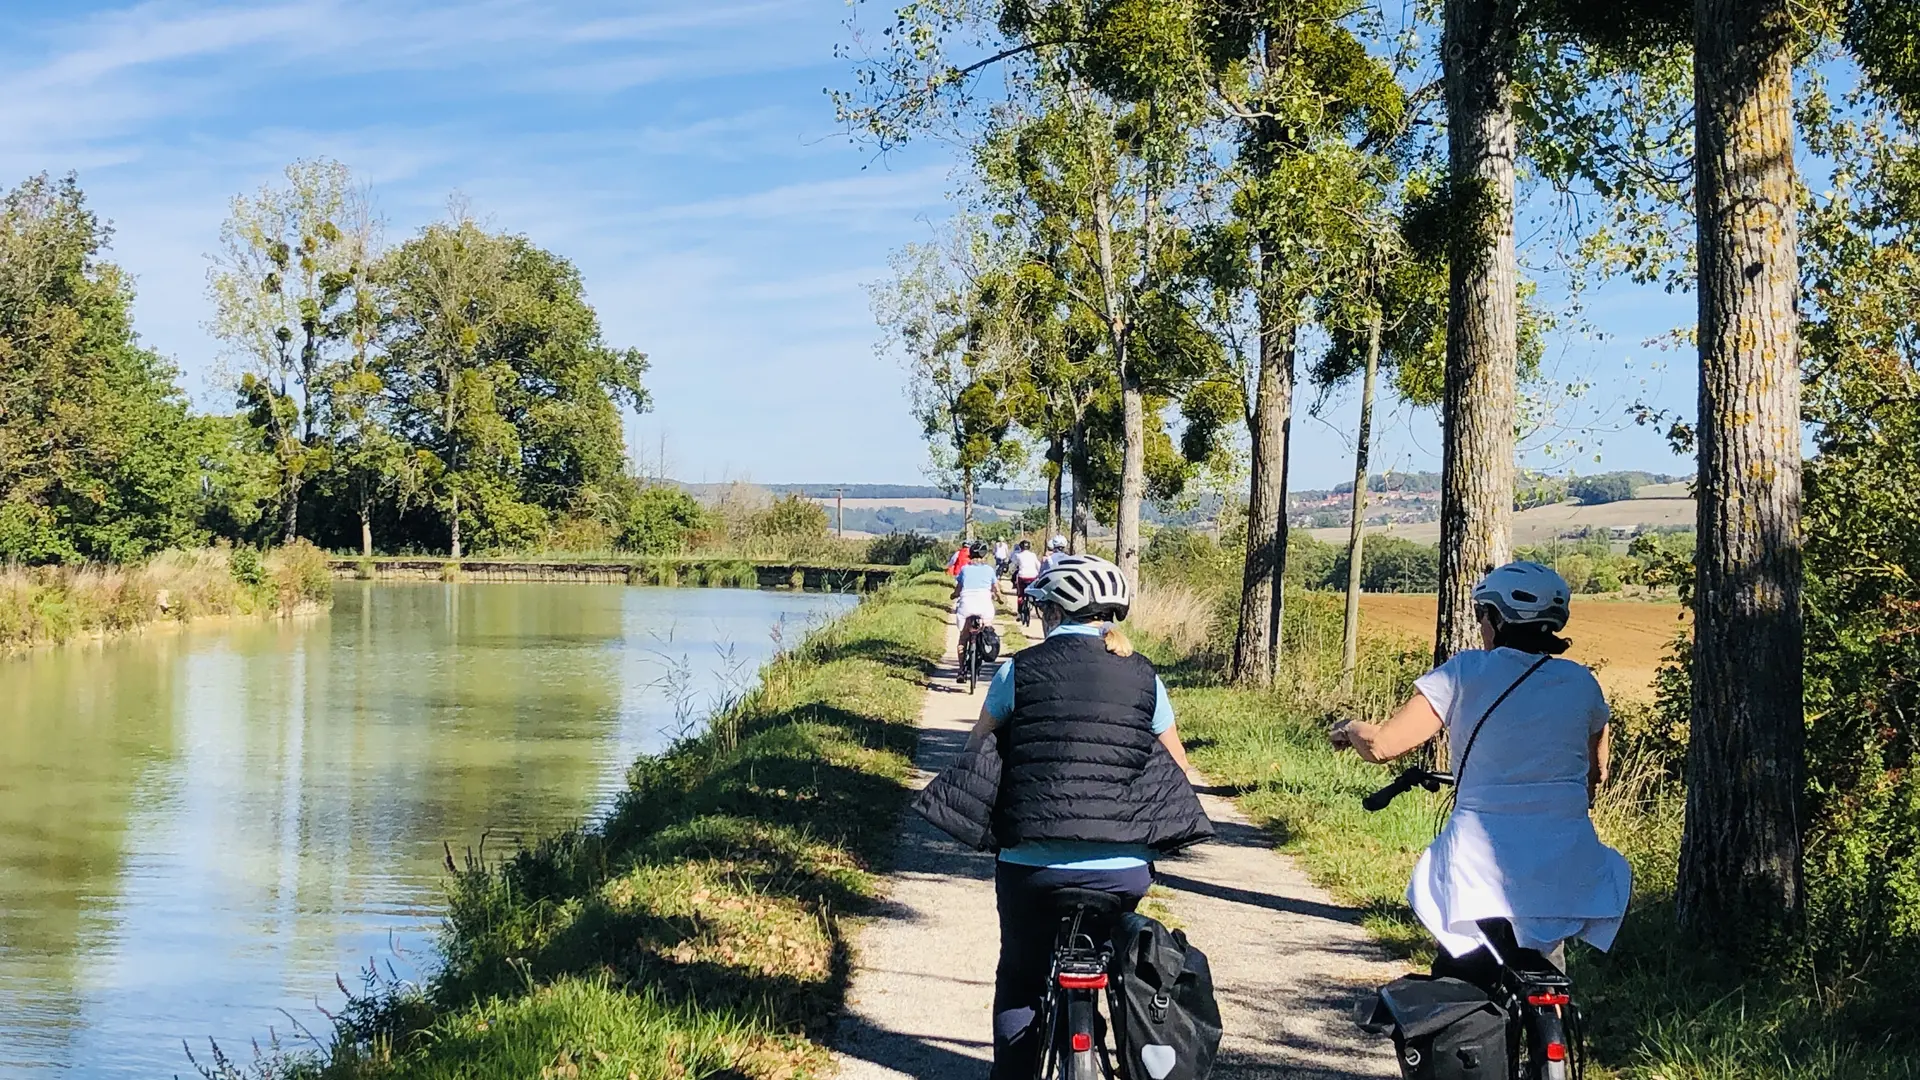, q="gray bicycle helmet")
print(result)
[1024,554,1131,619]
[1472,561,1571,631]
